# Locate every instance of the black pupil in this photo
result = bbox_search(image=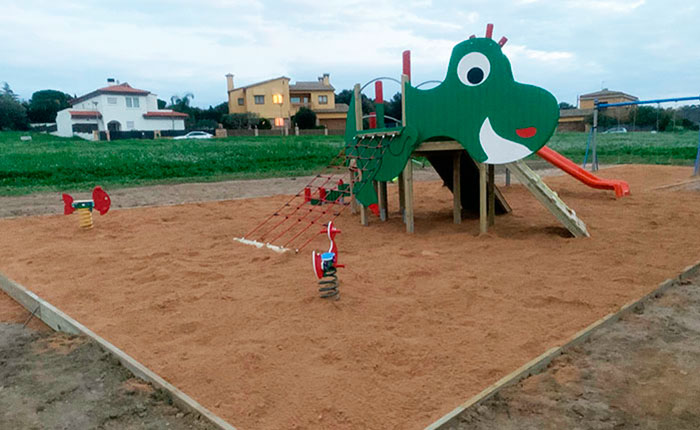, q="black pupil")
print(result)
[467,67,484,84]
